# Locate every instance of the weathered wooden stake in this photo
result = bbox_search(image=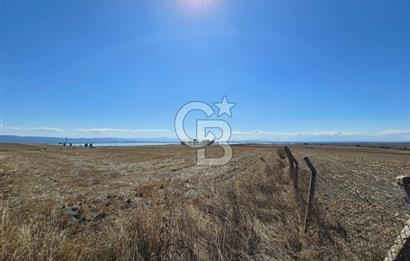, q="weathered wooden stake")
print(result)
[284,146,294,180]
[397,175,410,210]
[293,159,299,191]
[284,146,299,191]
[303,157,317,232]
